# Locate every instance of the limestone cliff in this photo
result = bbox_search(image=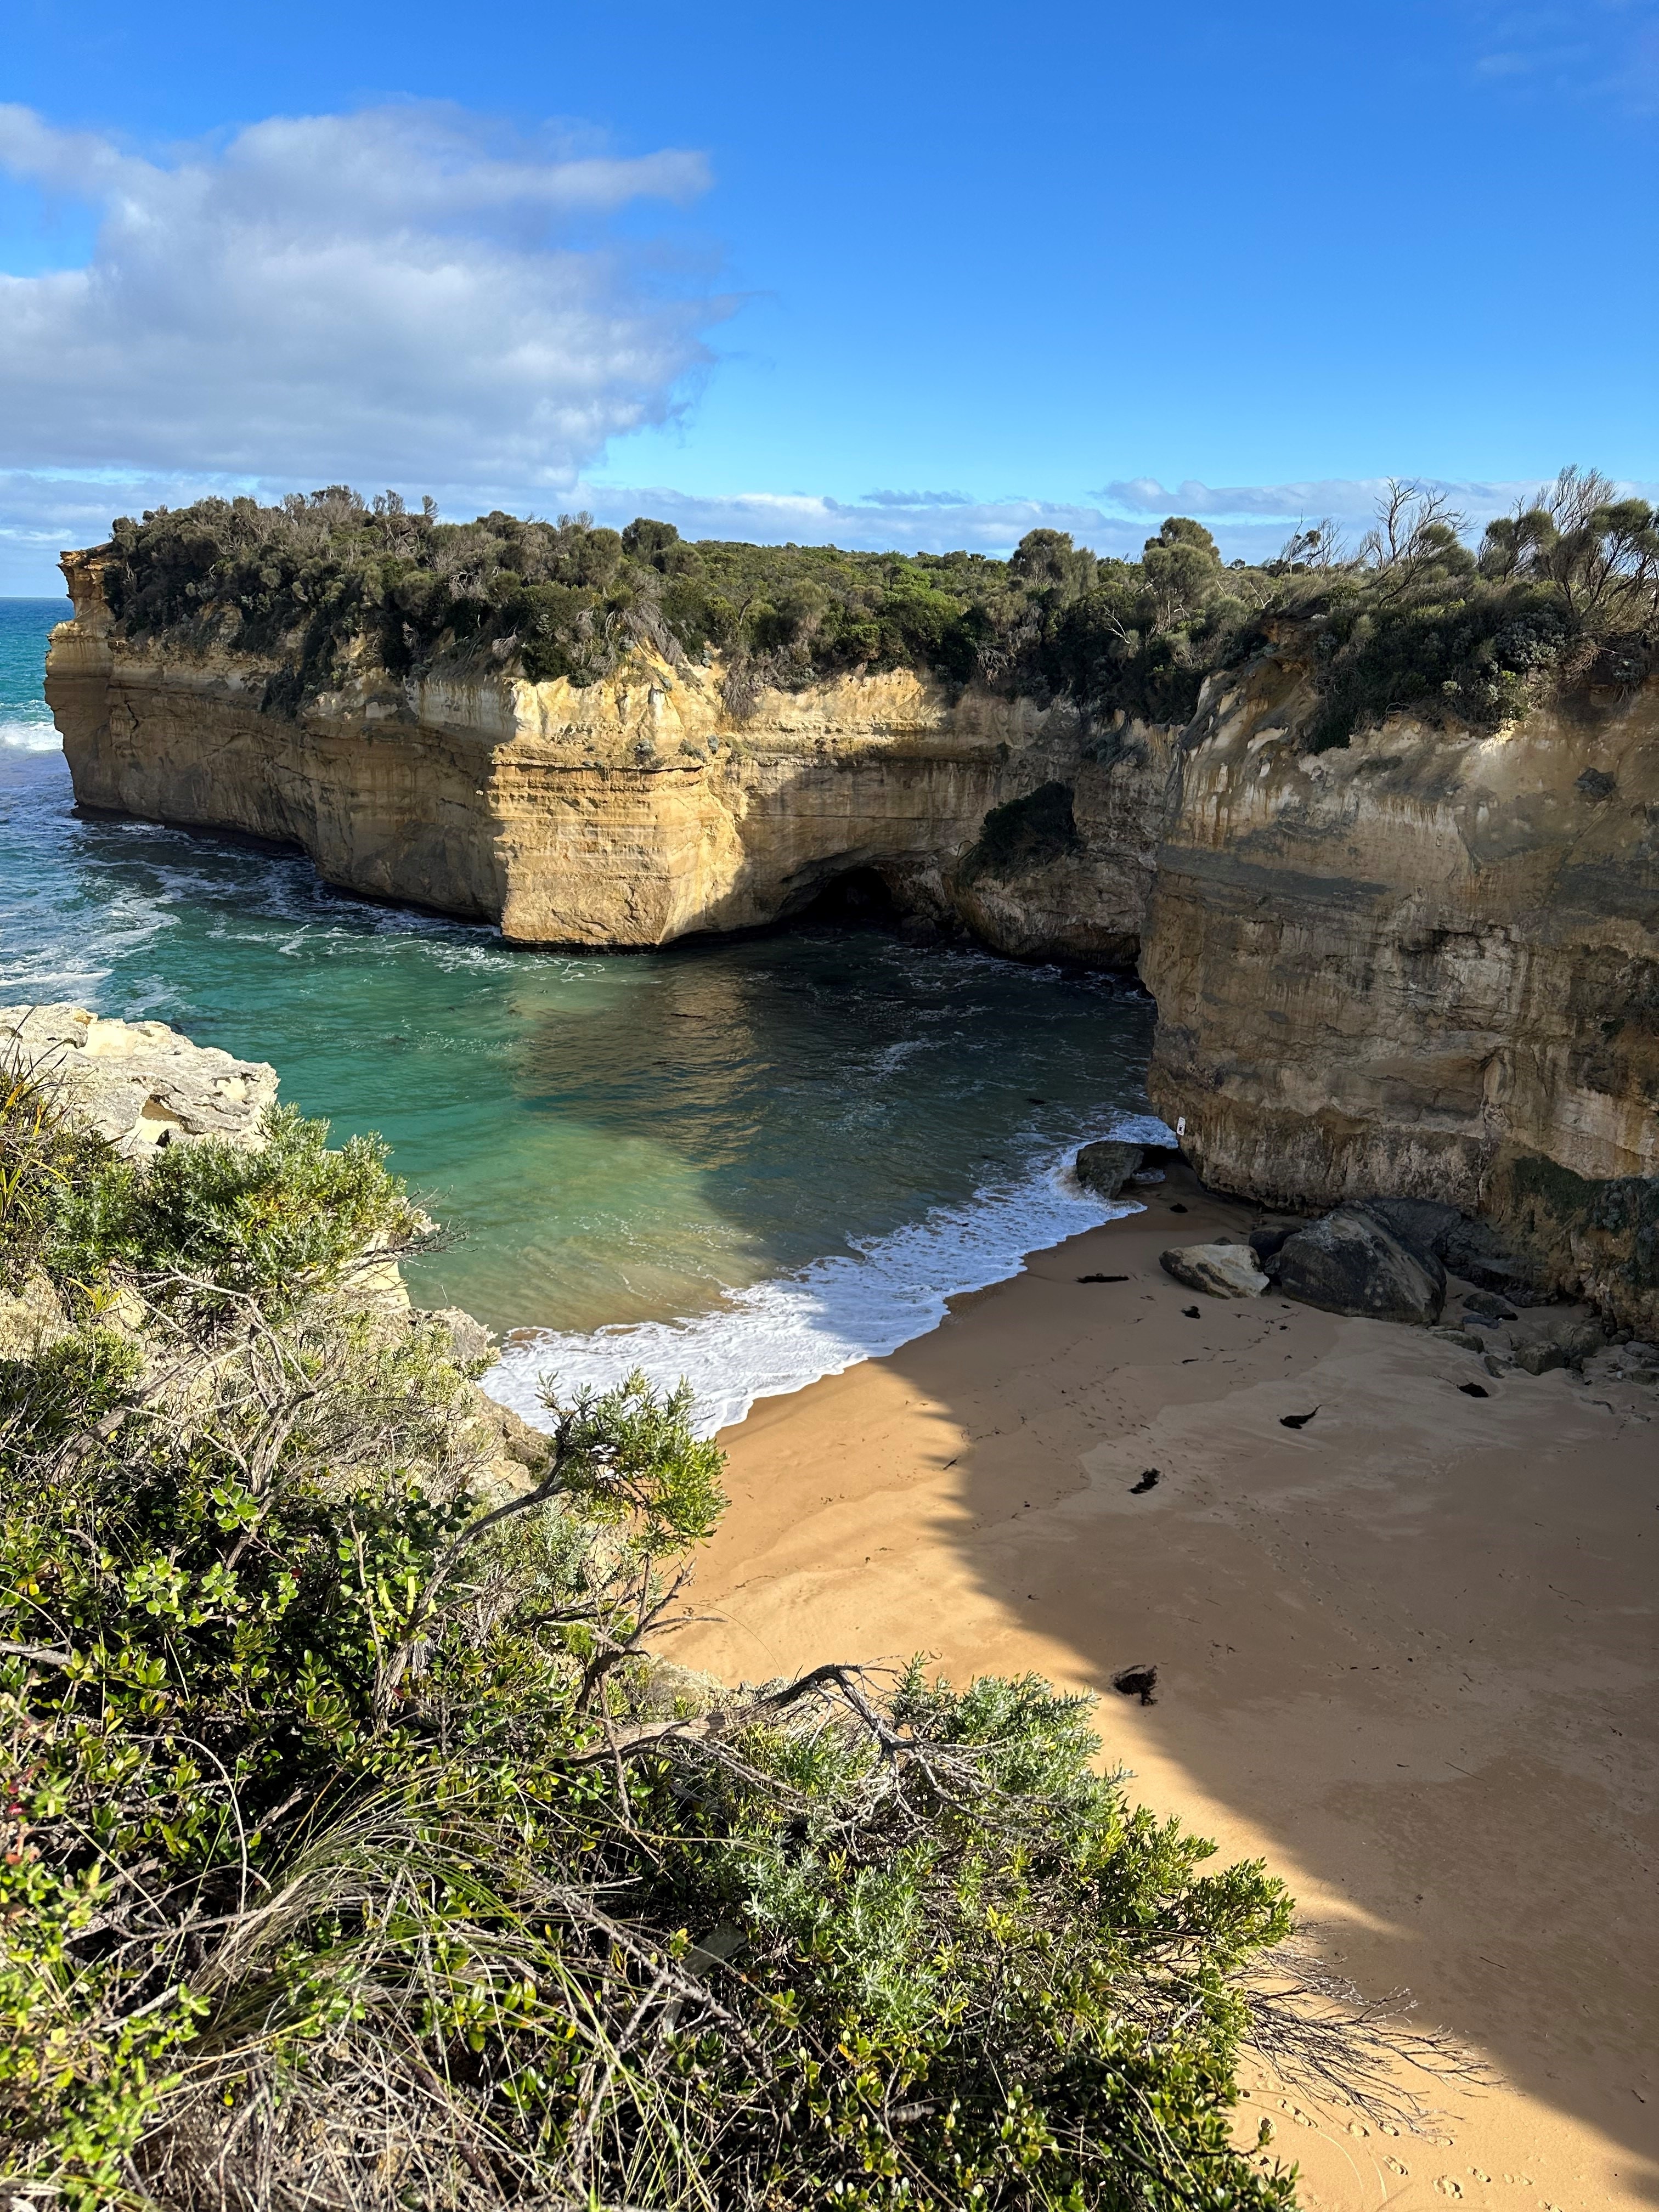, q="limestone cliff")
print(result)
[1142,651,1659,1327]
[46,548,1658,1327]
[48,548,1173,964]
